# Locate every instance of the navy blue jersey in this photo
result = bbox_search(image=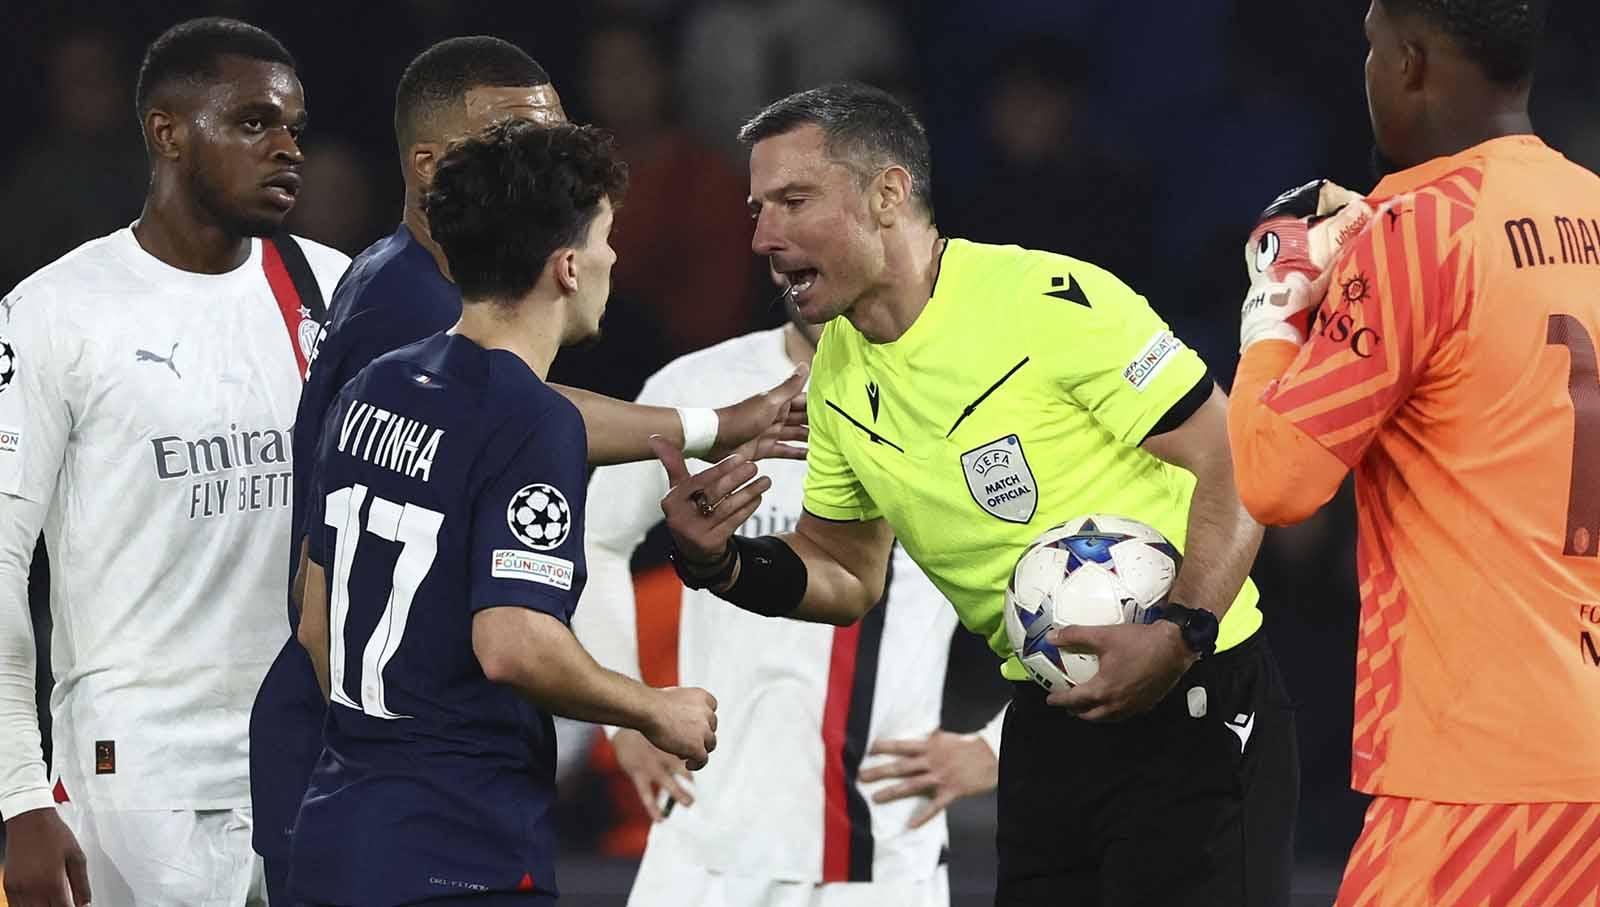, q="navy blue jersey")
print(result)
[288,223,460,628]
[250,223,462,869]
[288,333,586,903]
